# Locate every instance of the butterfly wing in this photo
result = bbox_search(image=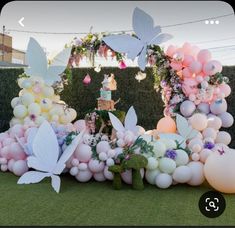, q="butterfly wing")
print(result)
[32,121,59,173]
[176,114,191,138]
[46,47,72,86]
[24,37,48,78]
[17,171,51,184]
[27,156,50,172]
[124,106,138,133]
[51,175,61,193]
[53,131,84,175]
[102,34,143,60]
[137,45,147,71]
[149,33,173,46]
[108,112,125,133]
[132,7,161,43]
